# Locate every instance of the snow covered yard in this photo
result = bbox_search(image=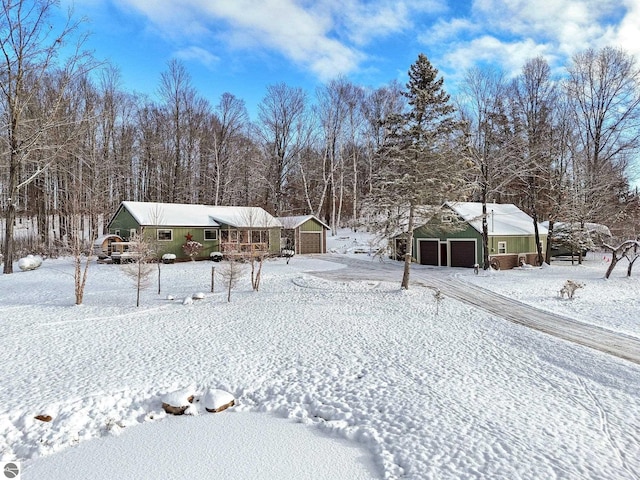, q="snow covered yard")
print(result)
[0,248,639,479]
